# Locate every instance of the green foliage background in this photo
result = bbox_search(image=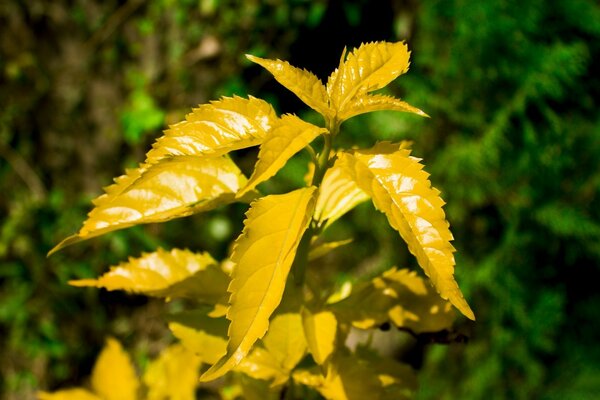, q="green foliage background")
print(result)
[1,0,599,399]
